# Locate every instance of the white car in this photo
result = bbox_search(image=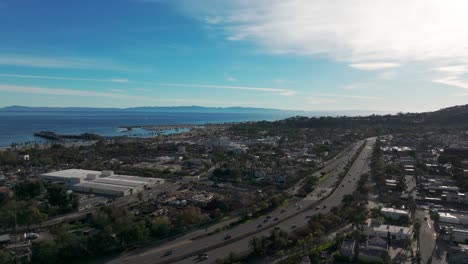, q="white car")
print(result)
[25,233,39,240]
